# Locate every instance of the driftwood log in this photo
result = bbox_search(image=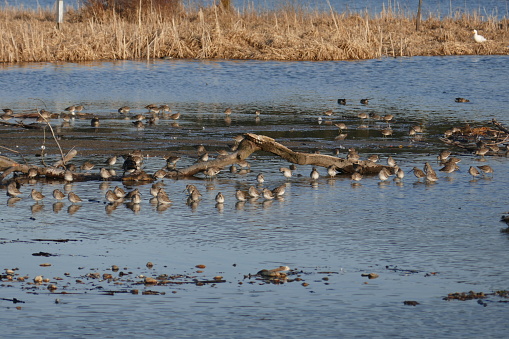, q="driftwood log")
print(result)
[165,133,385,177]
[439,119,509,154]
[1,133,386,183]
